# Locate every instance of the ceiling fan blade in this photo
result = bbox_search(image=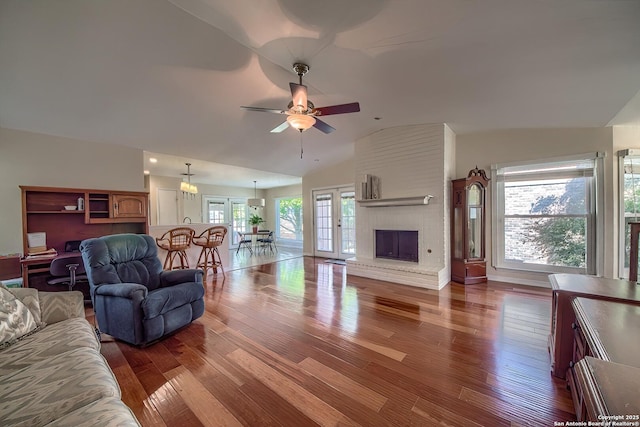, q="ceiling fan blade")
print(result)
[270,121,290,133]
[313,118,336,134]
[241,106,287,114]
[290,83,308,111]
[312,102,360,116]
